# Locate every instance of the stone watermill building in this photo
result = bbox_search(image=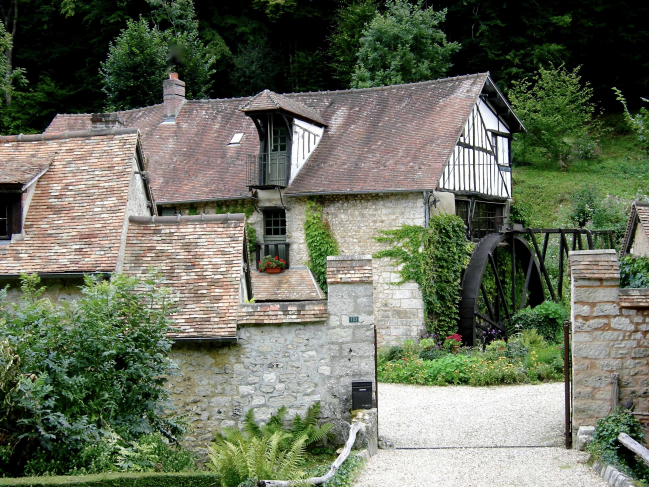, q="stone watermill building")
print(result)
[44,72,524,347]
